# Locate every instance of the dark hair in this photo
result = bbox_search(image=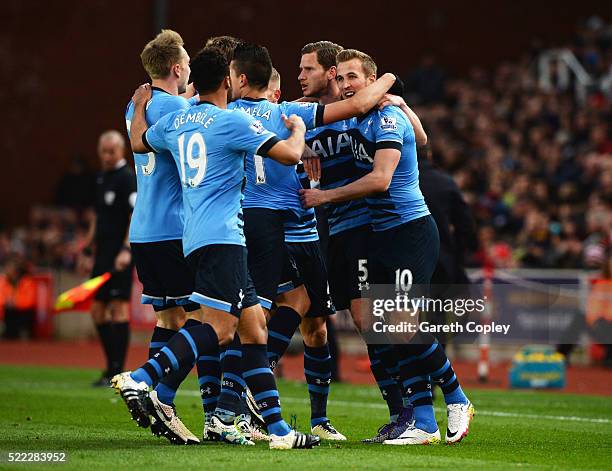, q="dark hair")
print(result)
[232,42,272,90]
[301,41,343,70]
[205,35,241,63]
[190,47,228,94]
